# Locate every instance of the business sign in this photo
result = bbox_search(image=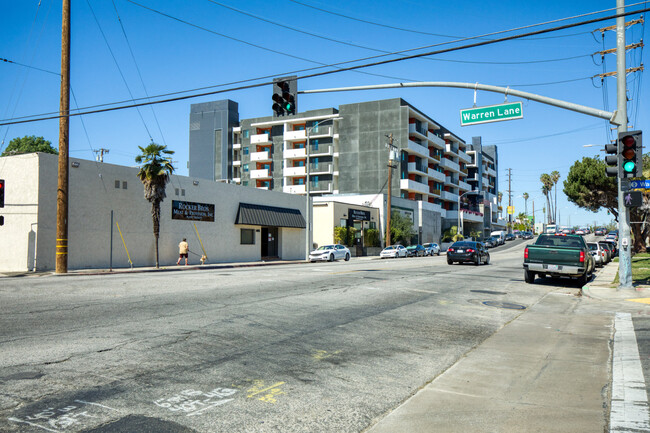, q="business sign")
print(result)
[348,208,371,221]
[172,200,215,222]
[460,102,523,126]
[507,206,515,215]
